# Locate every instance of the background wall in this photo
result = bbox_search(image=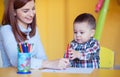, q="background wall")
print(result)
[0,0,4,24]
[36,0,66,60]
[100,0,120,66]
[0,0,120,66]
